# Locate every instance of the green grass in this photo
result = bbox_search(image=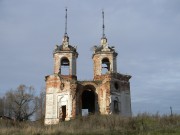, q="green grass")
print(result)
[0,114,180,135]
